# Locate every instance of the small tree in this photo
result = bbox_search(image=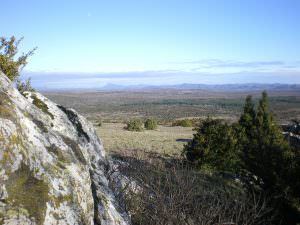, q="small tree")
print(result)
[0,36,36,91]
[144,118,158,130]
[183,118,240,172]
[240,92,291,190]
[126,119,143,132]
[239,95,256,136]
[239,91,300,224]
